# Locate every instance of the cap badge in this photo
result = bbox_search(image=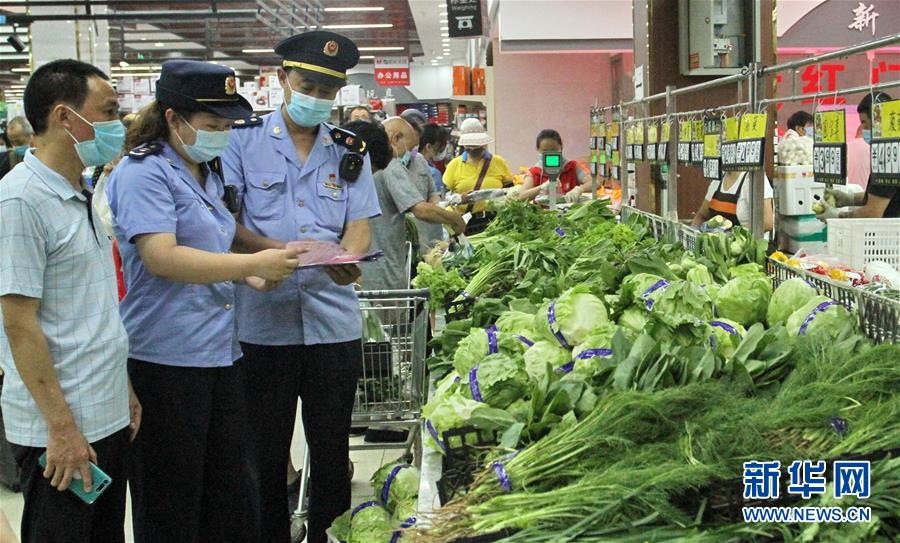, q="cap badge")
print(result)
[324,40,339,57]
[225,76,237,95]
